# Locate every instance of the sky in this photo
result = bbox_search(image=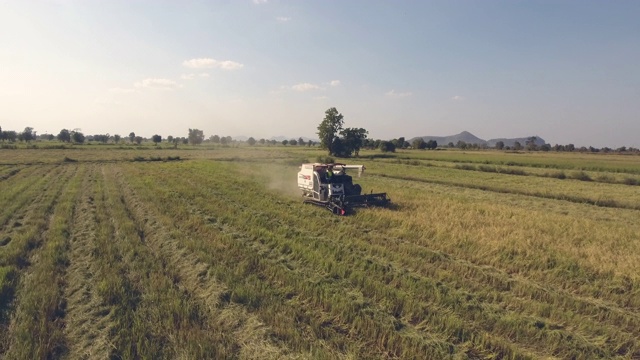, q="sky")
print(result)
[0,0,639,148]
